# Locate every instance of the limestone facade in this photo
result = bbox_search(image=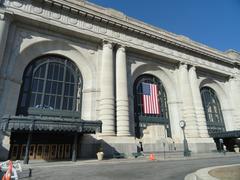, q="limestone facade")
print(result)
[0,0,240,159]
